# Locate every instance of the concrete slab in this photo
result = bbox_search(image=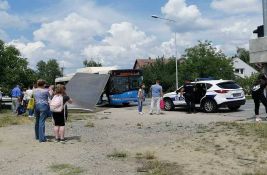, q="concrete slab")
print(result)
[249,37,267,63]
